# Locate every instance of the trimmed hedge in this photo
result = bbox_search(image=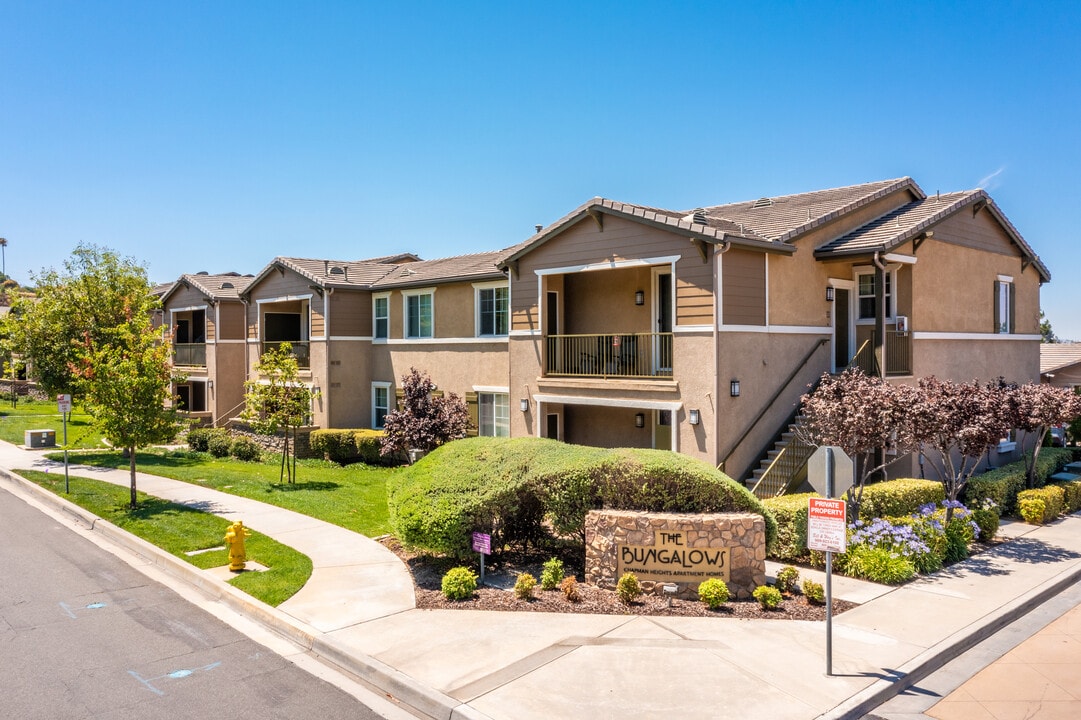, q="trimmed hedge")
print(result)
[310,428,395,465]
[1018,485,1066,525]
[854,479,945,520]
[762,493,812,563]
[1057,479,1081,514]
[387,436,777,558]
[964,448,1074,516]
